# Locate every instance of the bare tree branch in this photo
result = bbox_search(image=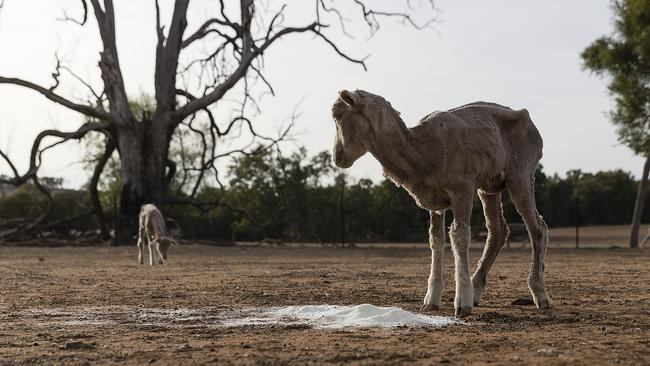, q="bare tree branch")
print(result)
[154,0,189,118]
[316,0,352,38]
[0,76,109,120]
[60,65,105,105]
[173,0,434,122]
[351,0,437,35]
[155,0,164,43]
[57,0,89,26]
[0,149,19,177]
[0,122,111,186]
[174,20,367,119]
[182,17,240,49]
[89,0,133,123]
[313,30,368,70]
